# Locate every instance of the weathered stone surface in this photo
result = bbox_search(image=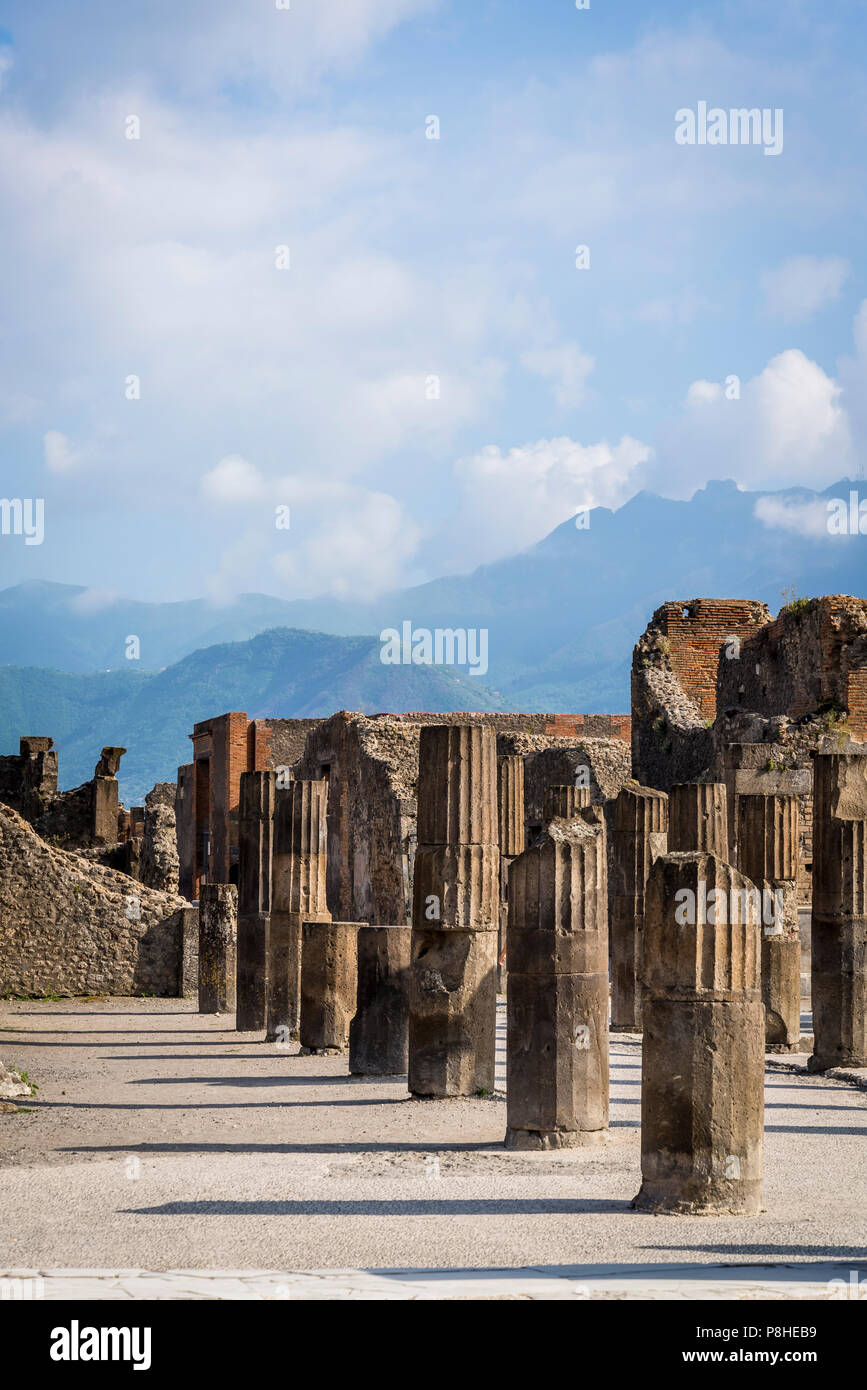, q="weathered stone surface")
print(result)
[668,782,729,859]
[505,818,608,1149]
[349,925,411,1074]
[140,785,179,894]
[267,779,329,1041]
[543,785,590,820]
[411,844,500,930]
[95,747,126,778]
[497,756,525,858]
[300,921,358,1053]
[416,724,498,847]
[632,852,764,1216]
[237,771,275,1032]
[609,782,668,1032]
[0,804,193,997]
[810,753,867,1072]
[737,793,801,1047]
[408,928,498,1095]
[0,1060,31,1100]
[409,724,499,1095]
[175,764,195,900]
[198,884,237,1014]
